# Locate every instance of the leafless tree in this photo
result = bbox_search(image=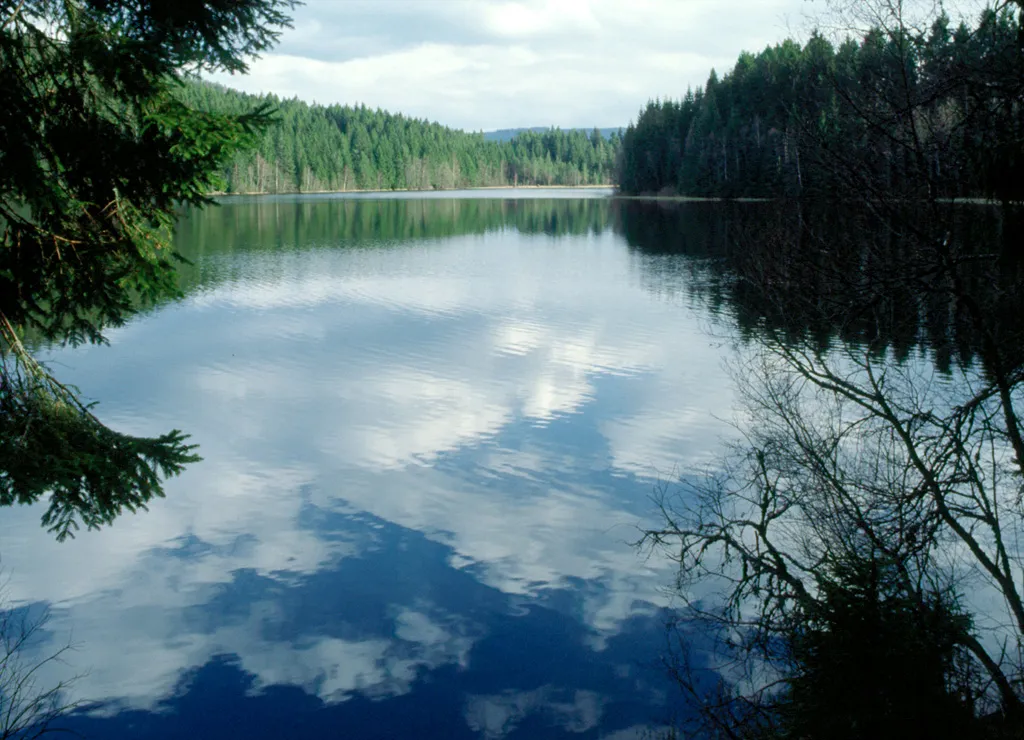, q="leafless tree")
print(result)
[0,574,82,739]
